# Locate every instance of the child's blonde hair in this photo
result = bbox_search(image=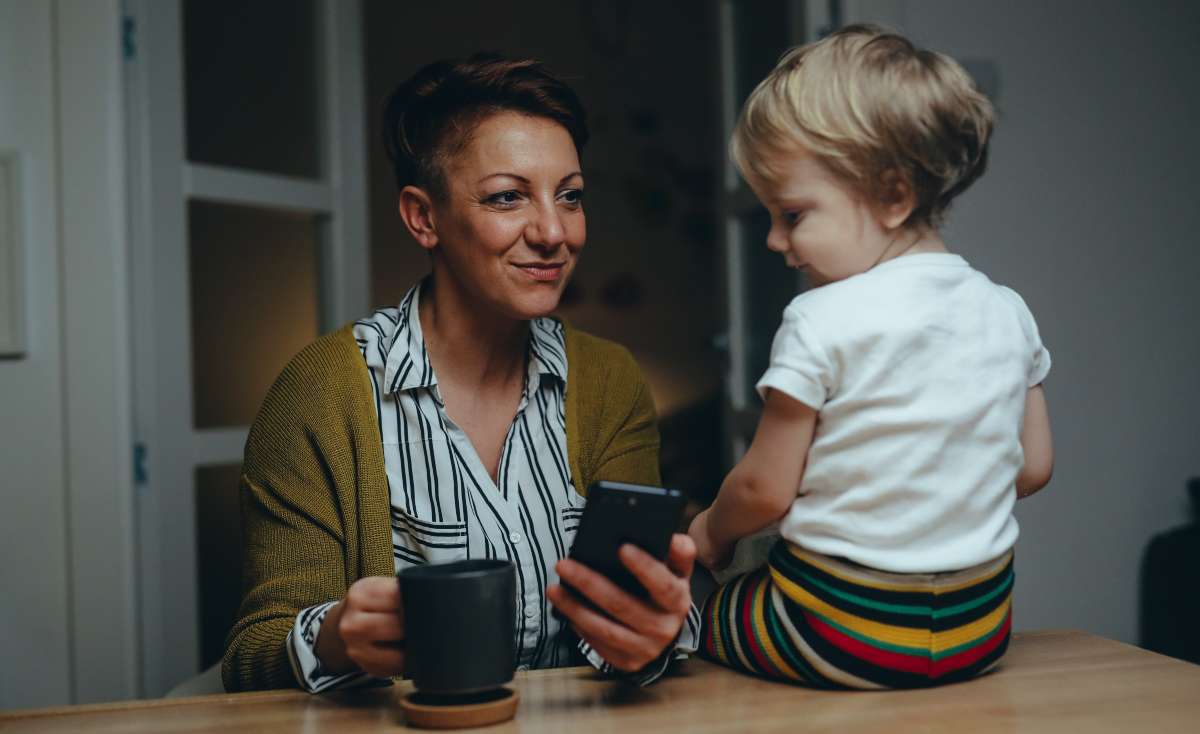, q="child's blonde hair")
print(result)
[732,24,994,228]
